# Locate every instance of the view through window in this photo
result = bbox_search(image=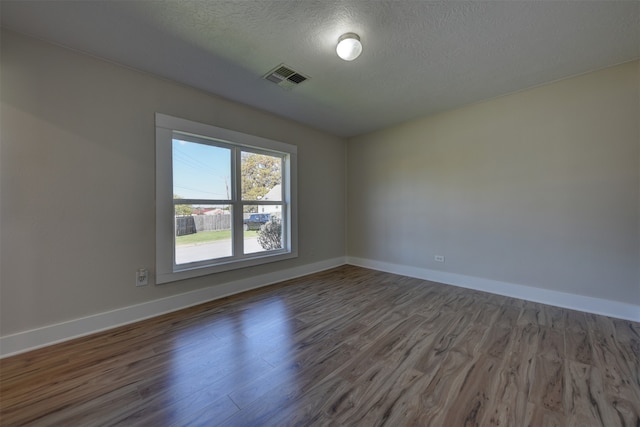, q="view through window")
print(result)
[173,140,285,264]
[156,114,297,284]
